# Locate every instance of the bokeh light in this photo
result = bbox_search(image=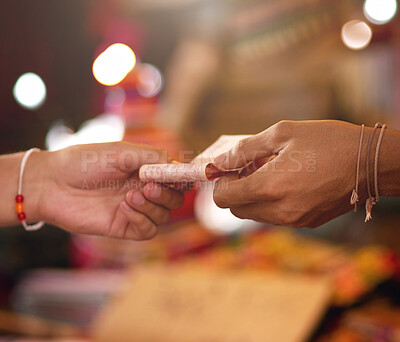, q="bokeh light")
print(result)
[92,43,136,86]
[136,63,163,98]
[105,86,126,110]
[341,20,372,50]
[46,114,125,151]
[194,185,258,234]
[45,121,75,151]
[364,0,397,25]
[13,73,46,110]
[77,114,125,144]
